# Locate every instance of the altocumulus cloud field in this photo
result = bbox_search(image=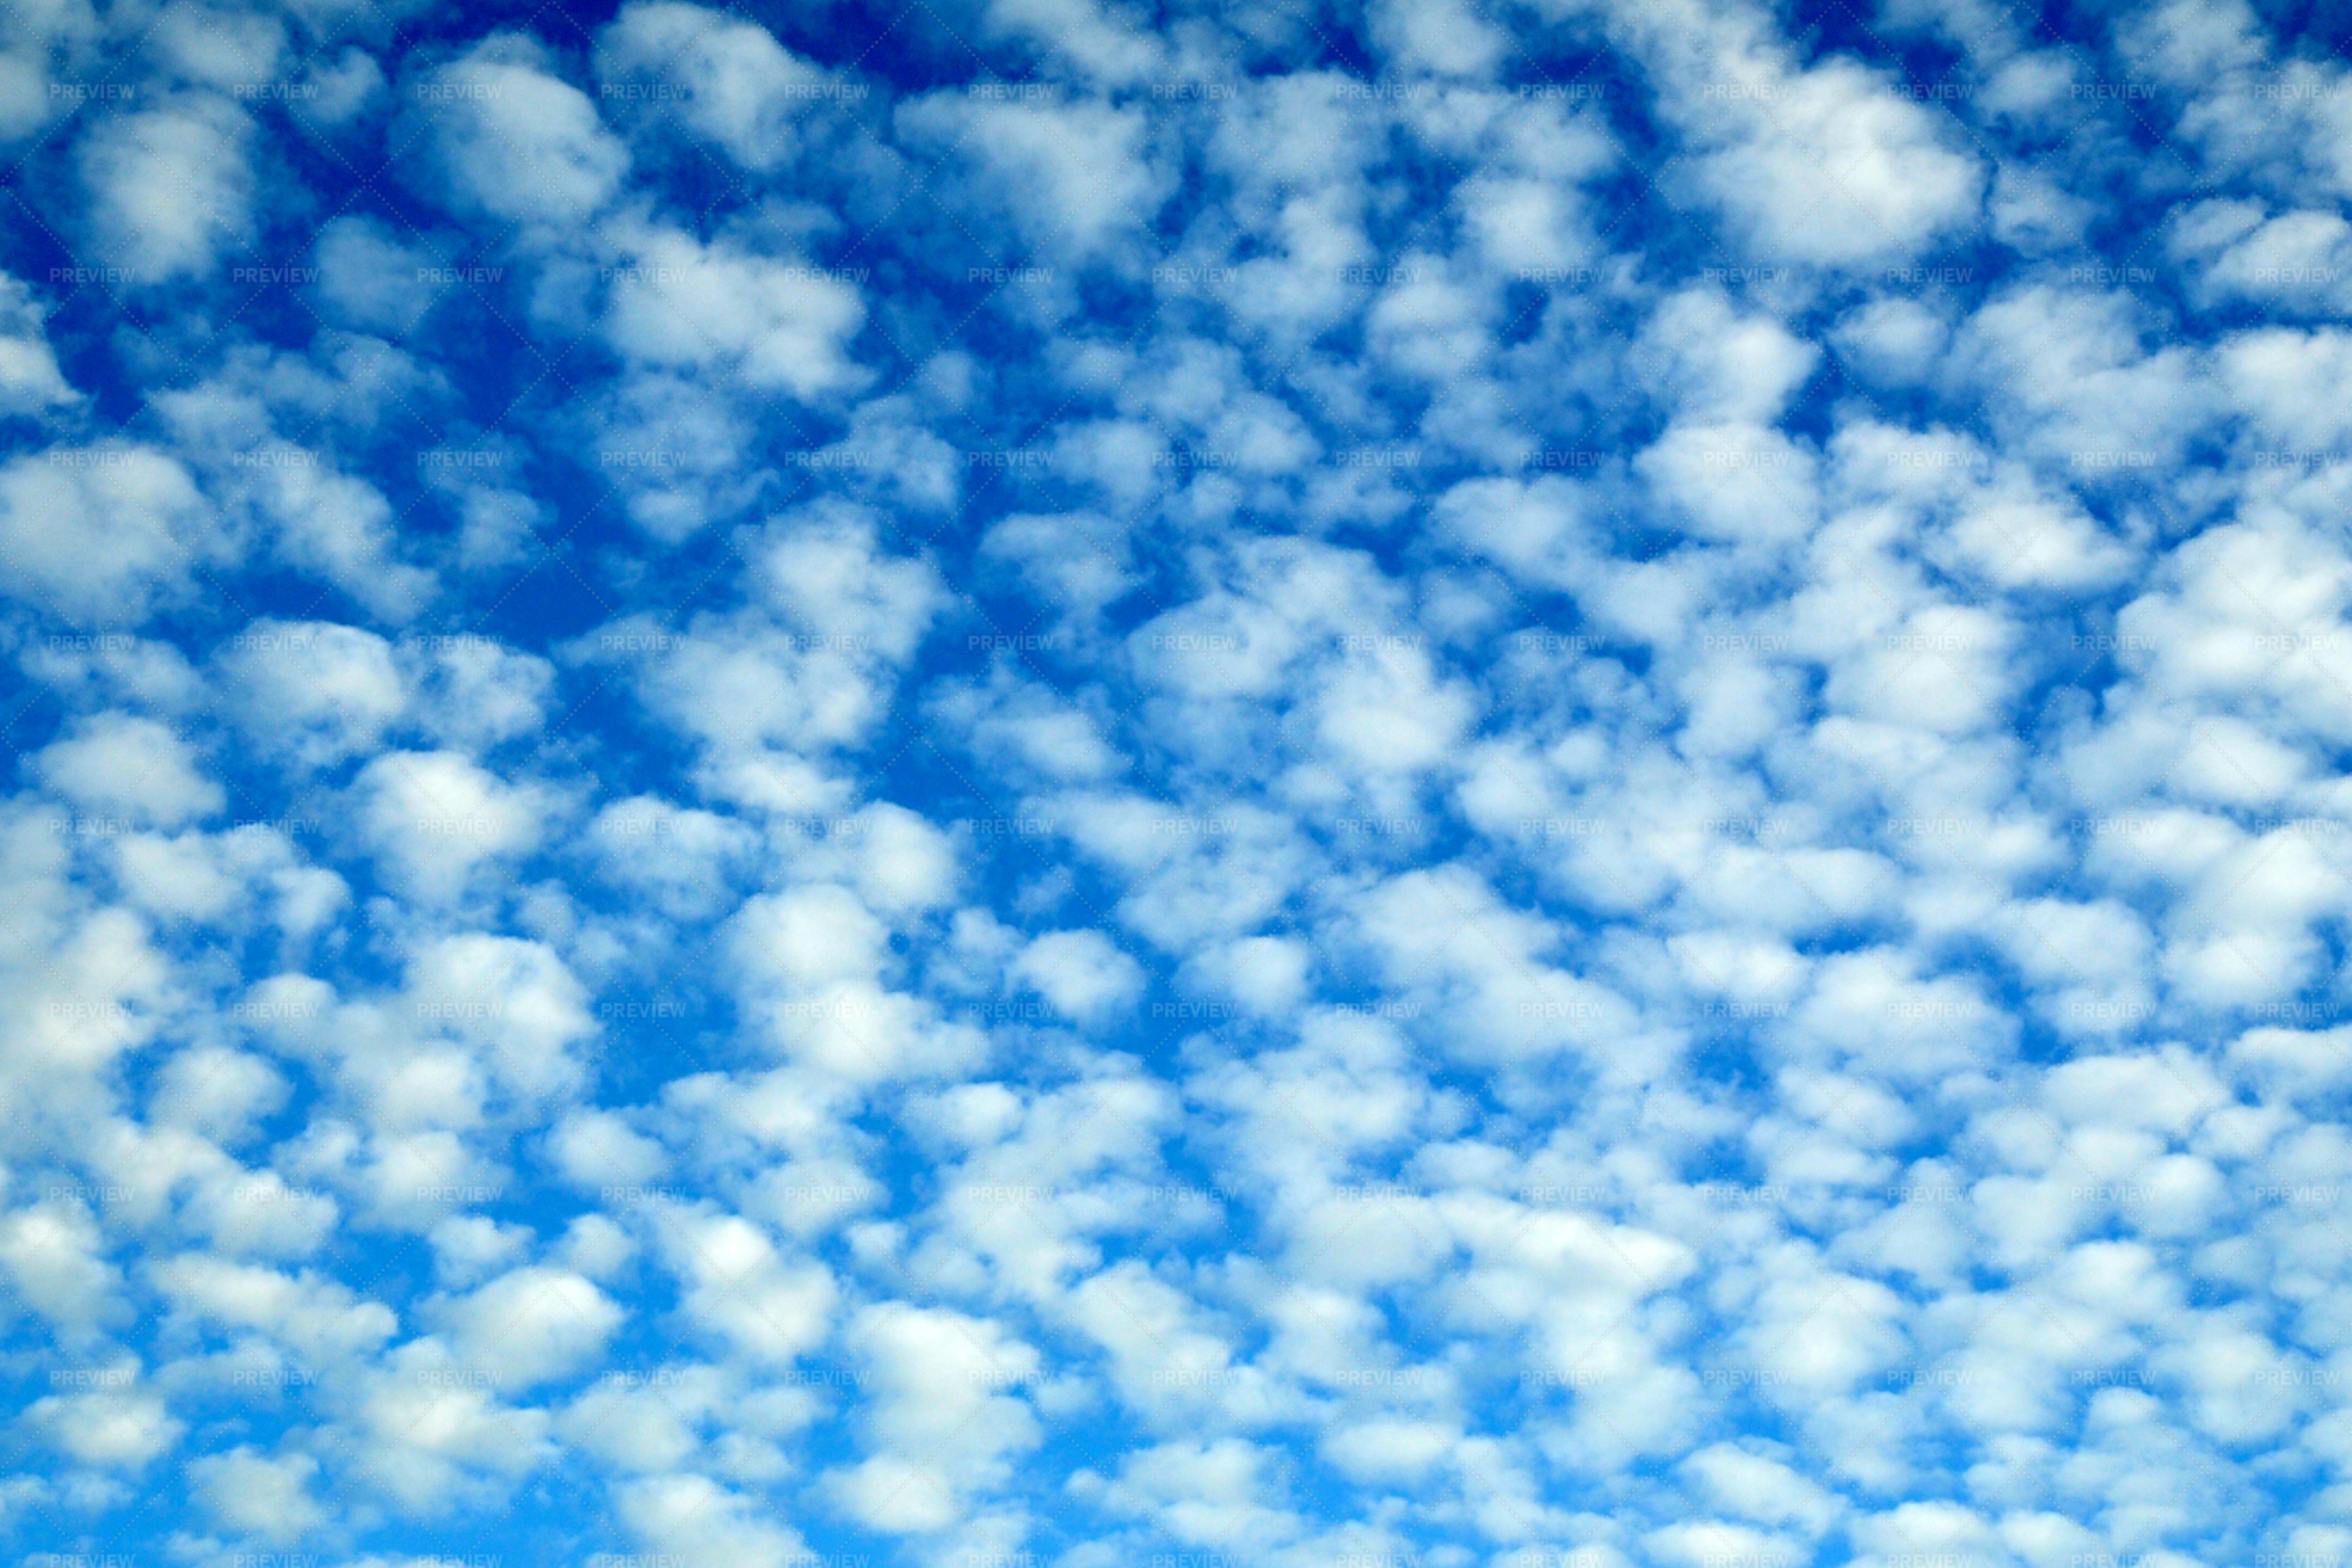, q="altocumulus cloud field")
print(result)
[6,0,2352,1564]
